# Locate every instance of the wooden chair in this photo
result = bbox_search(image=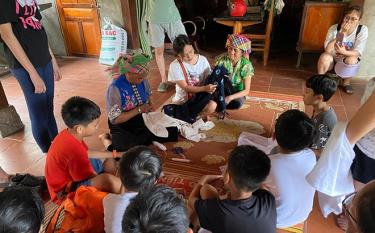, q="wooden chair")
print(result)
[242,0,275,66]
[277,220,308,233]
